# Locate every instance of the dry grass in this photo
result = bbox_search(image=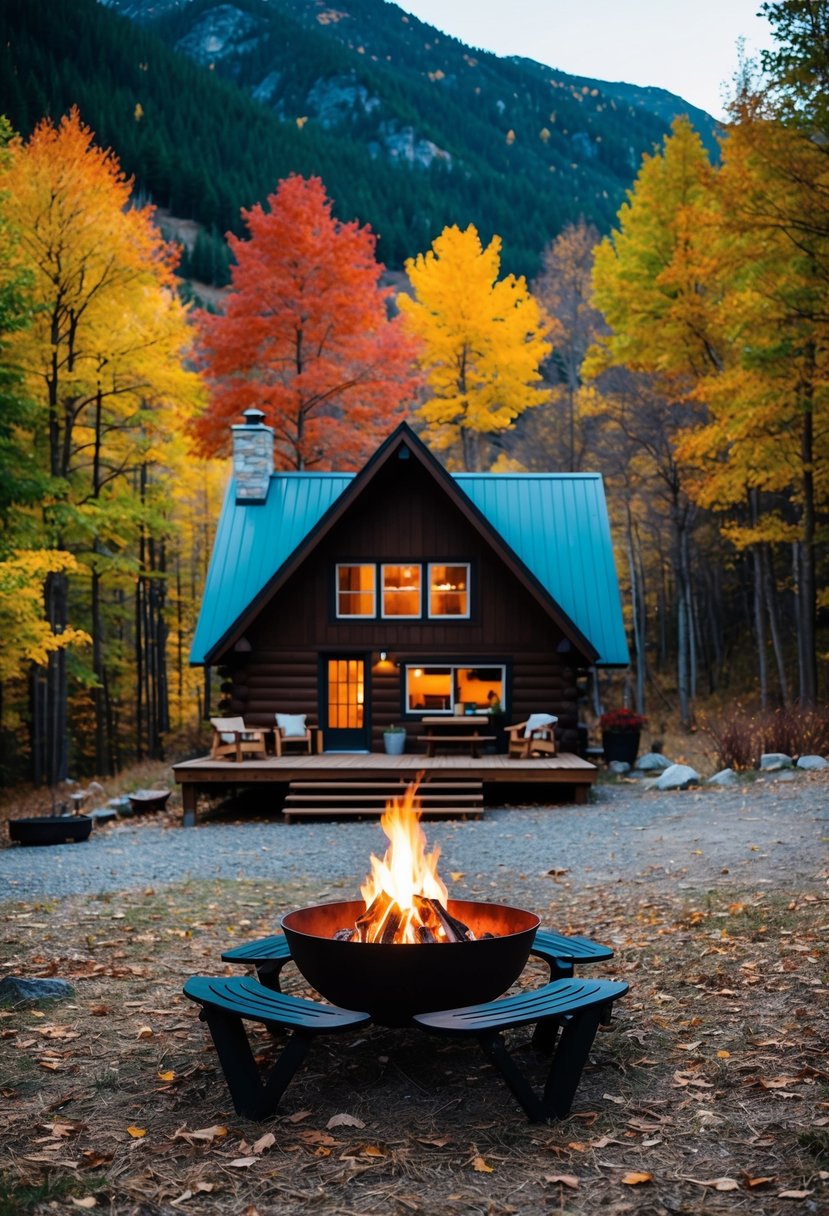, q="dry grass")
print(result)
[1,872,827,1216]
